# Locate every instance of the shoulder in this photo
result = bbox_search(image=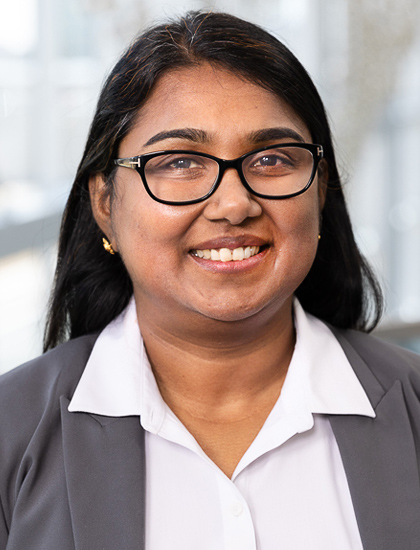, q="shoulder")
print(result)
[332,326,420,393]
[0,334,98,442]
[0,334,99,401]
